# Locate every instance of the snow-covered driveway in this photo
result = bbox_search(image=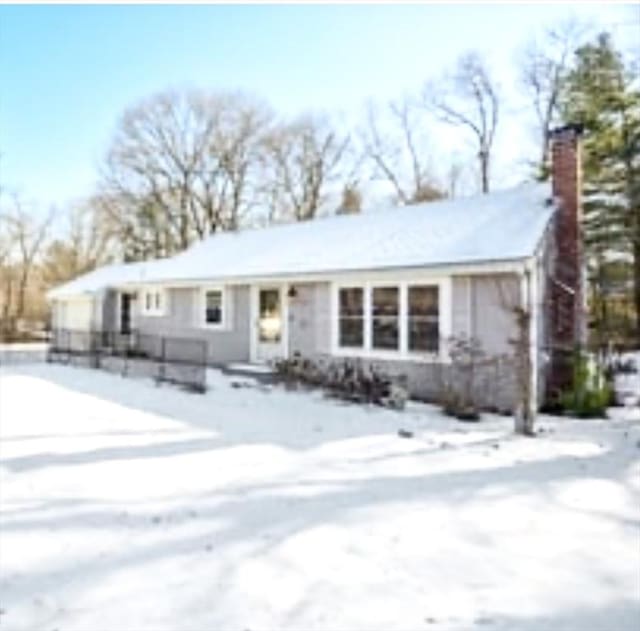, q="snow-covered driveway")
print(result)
[1,364,639,631]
